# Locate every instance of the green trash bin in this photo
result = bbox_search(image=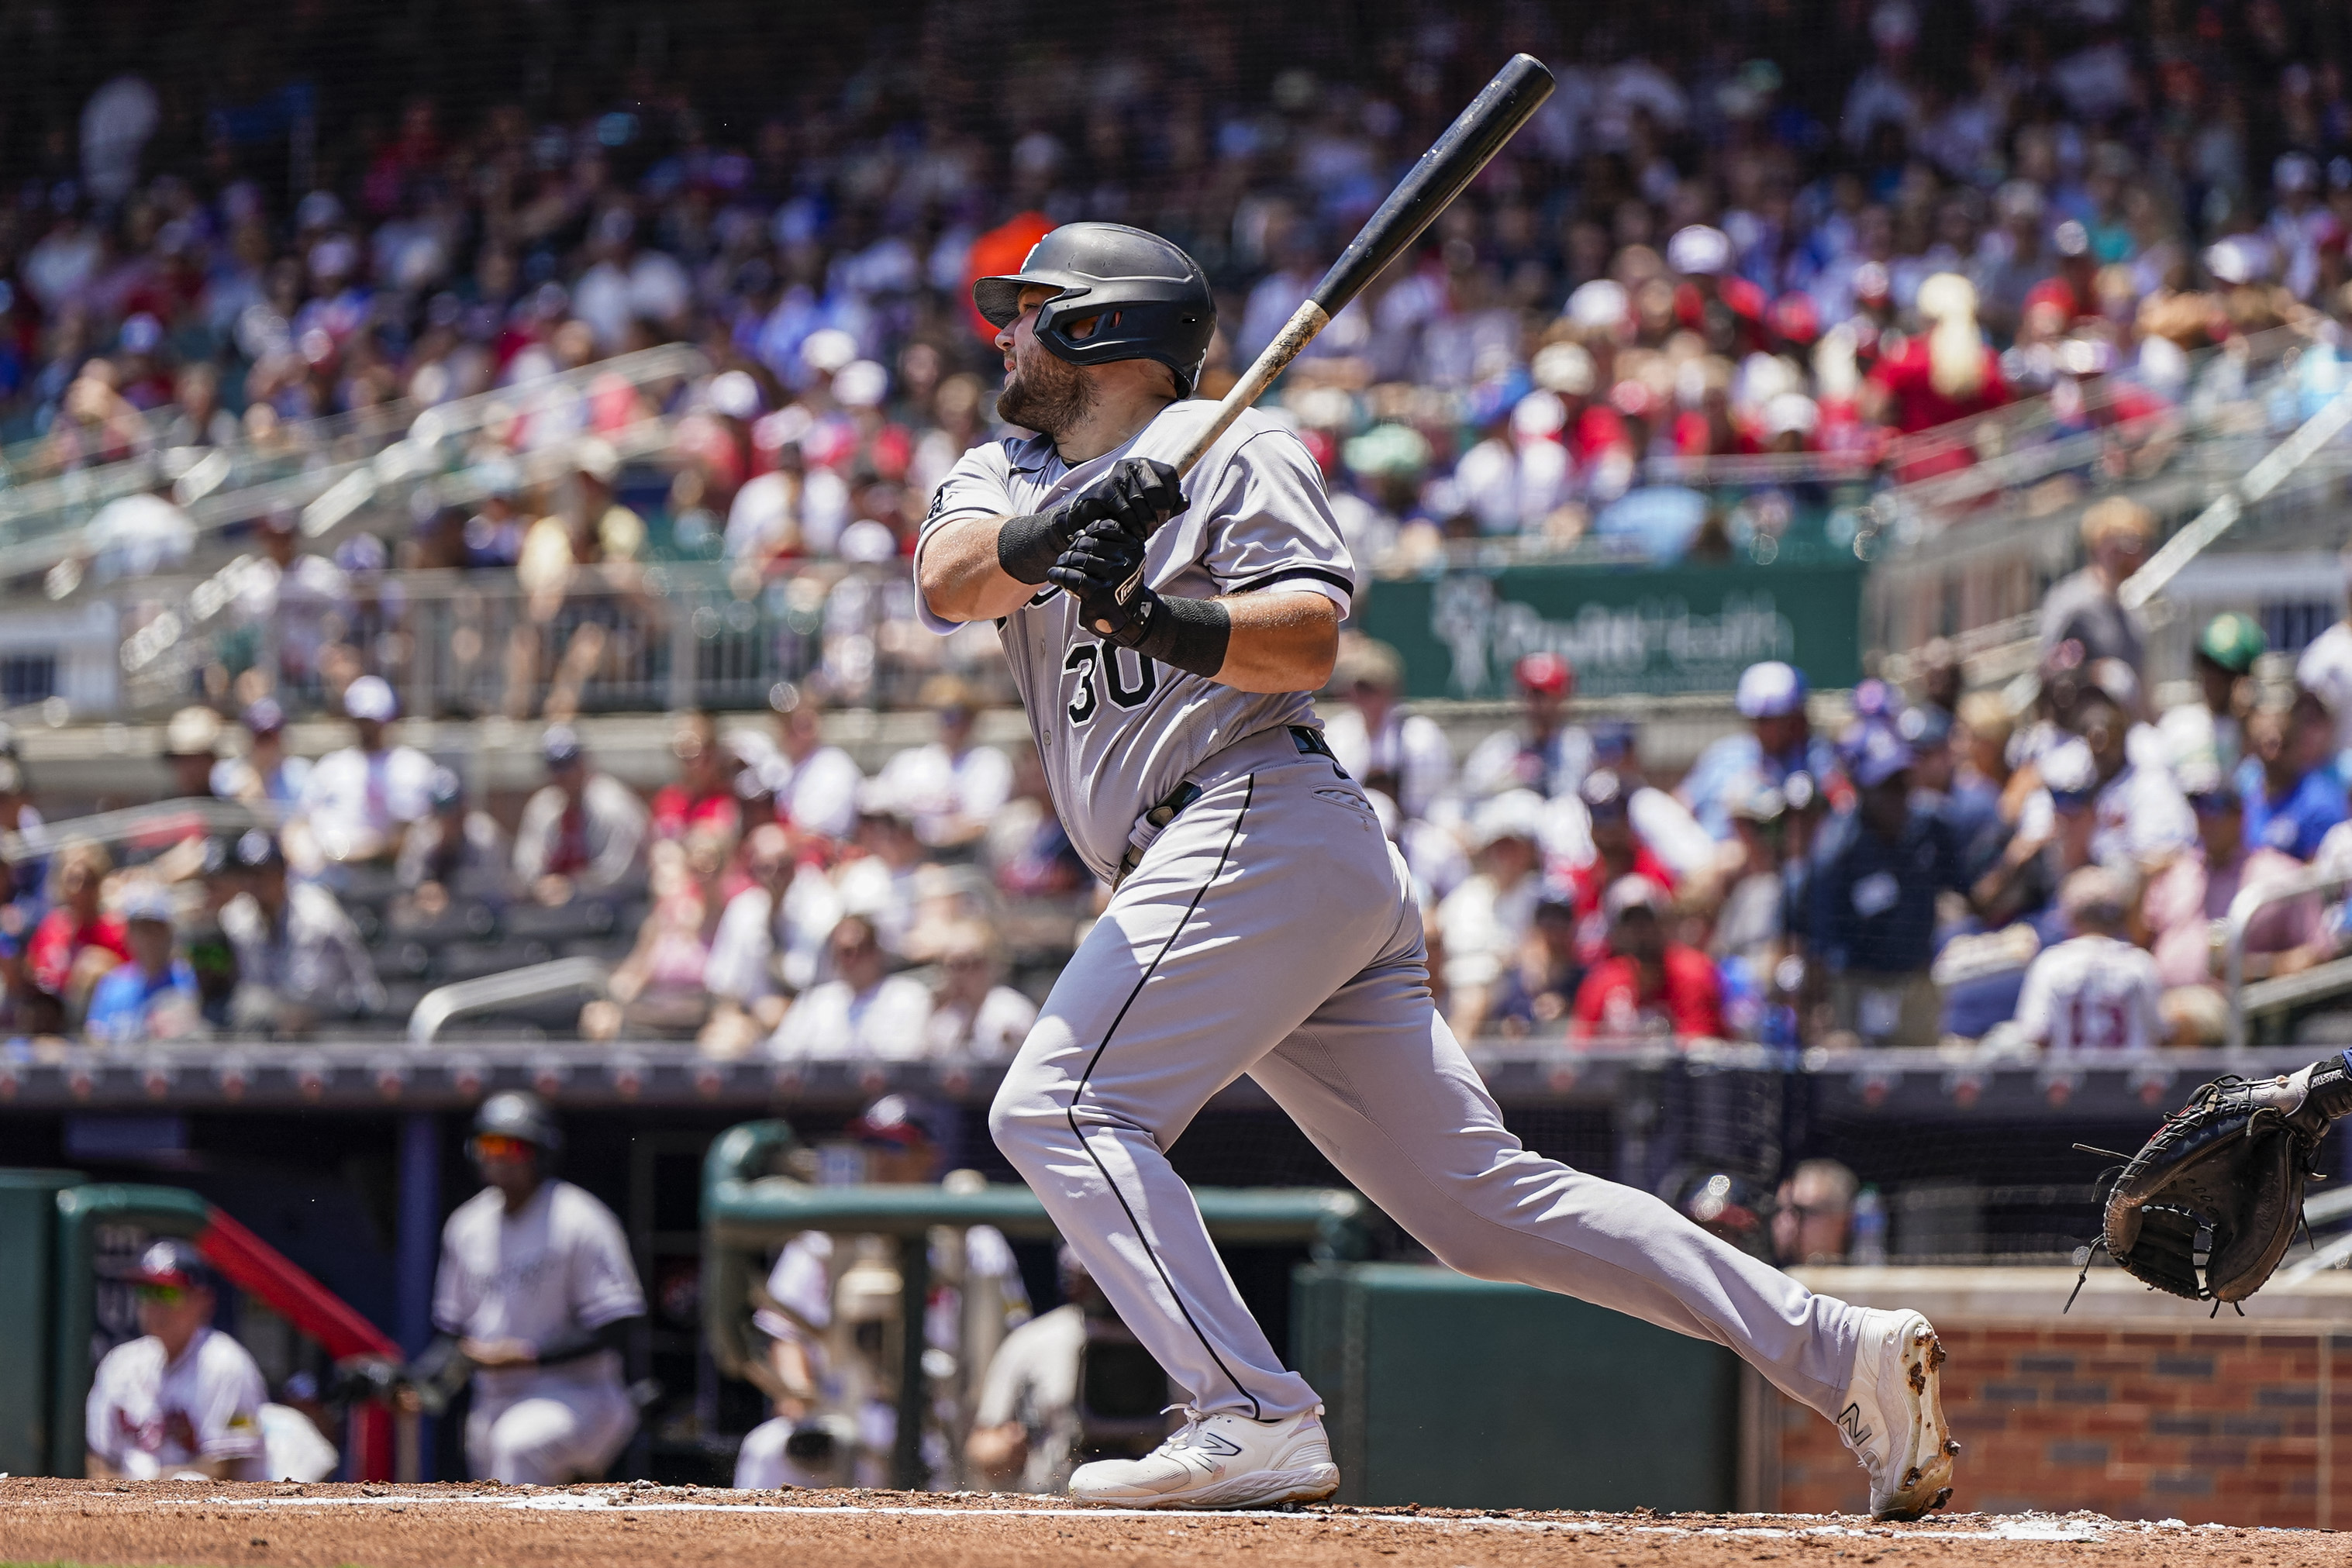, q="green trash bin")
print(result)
[1292,1262,1740,1510]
